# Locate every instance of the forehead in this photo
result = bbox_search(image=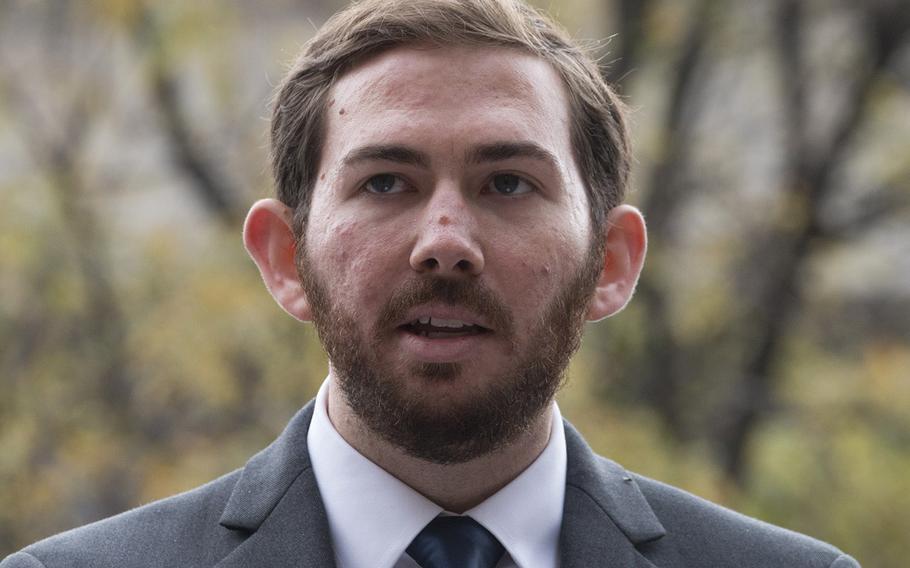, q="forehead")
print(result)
[322,44,574,166]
